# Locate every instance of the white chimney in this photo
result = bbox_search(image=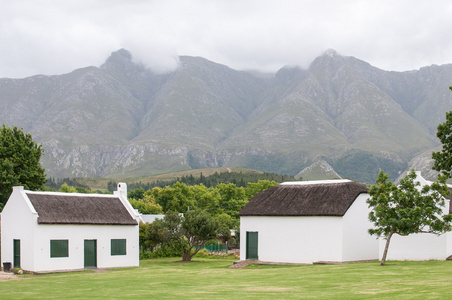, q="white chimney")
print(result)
[116,182,127,200]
